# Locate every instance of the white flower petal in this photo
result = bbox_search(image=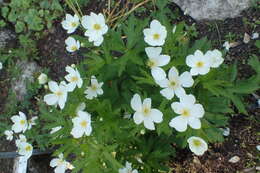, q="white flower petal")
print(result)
[131,94,142,111]
[151,67,166,80]
[188,117,201,129]
[179,72,194,87]
[169,116,188,132]
[150,109,163,123]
